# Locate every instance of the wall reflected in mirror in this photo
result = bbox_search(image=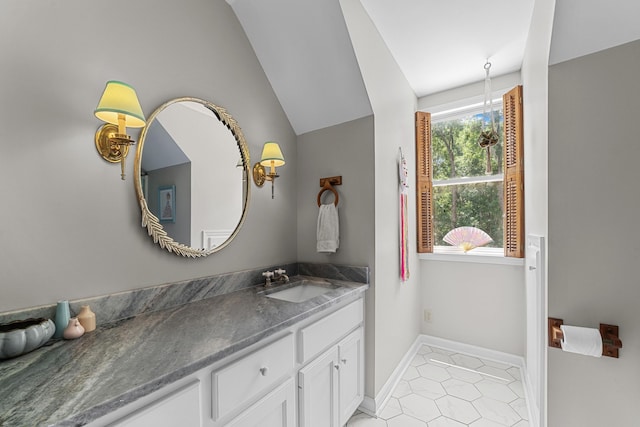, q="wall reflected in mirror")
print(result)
[134,98,250,257]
